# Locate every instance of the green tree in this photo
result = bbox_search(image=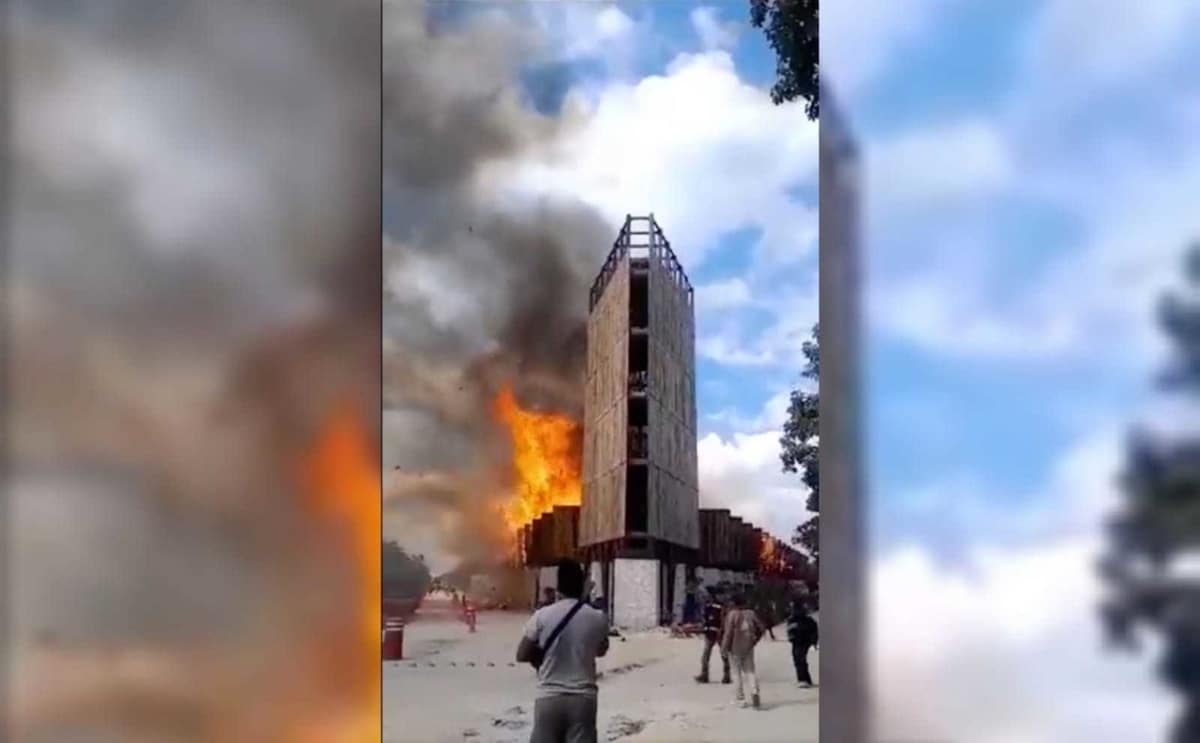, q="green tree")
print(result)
[749,0,819,118]
[781,323,819,561]
[754,0,819,561]
[382,540,432,599]
[1100,244,1200,743]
